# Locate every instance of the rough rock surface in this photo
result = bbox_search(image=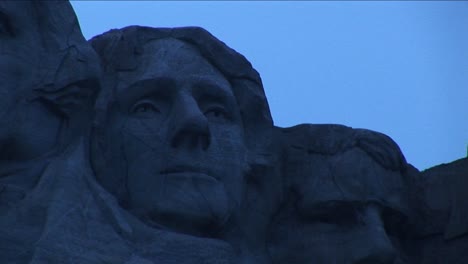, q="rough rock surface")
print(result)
[268,124,418,264]
[415,158,468,264]
[0,1,467,263]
